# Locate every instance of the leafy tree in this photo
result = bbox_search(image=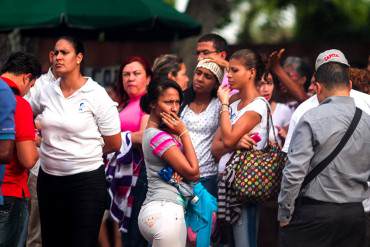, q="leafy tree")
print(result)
[236,0,370,43]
